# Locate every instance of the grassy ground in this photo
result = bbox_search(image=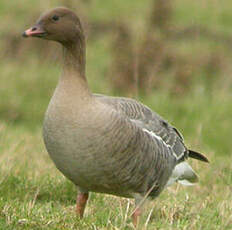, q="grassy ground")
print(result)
[1,93,231,230]
[1,0,232,229]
